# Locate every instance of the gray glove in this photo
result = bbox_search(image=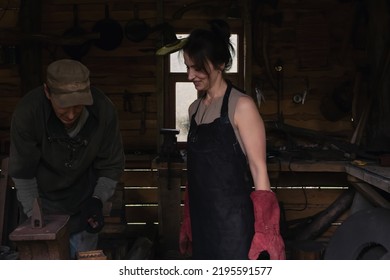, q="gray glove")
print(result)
[12,177,39,217]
